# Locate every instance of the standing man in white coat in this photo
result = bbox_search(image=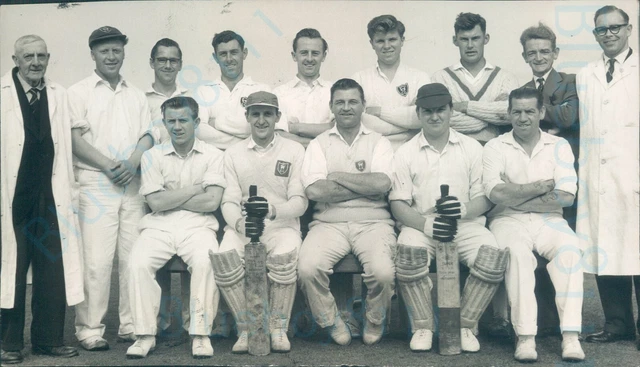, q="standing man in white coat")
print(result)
[577,5,640,347]
[1,35,83,364]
